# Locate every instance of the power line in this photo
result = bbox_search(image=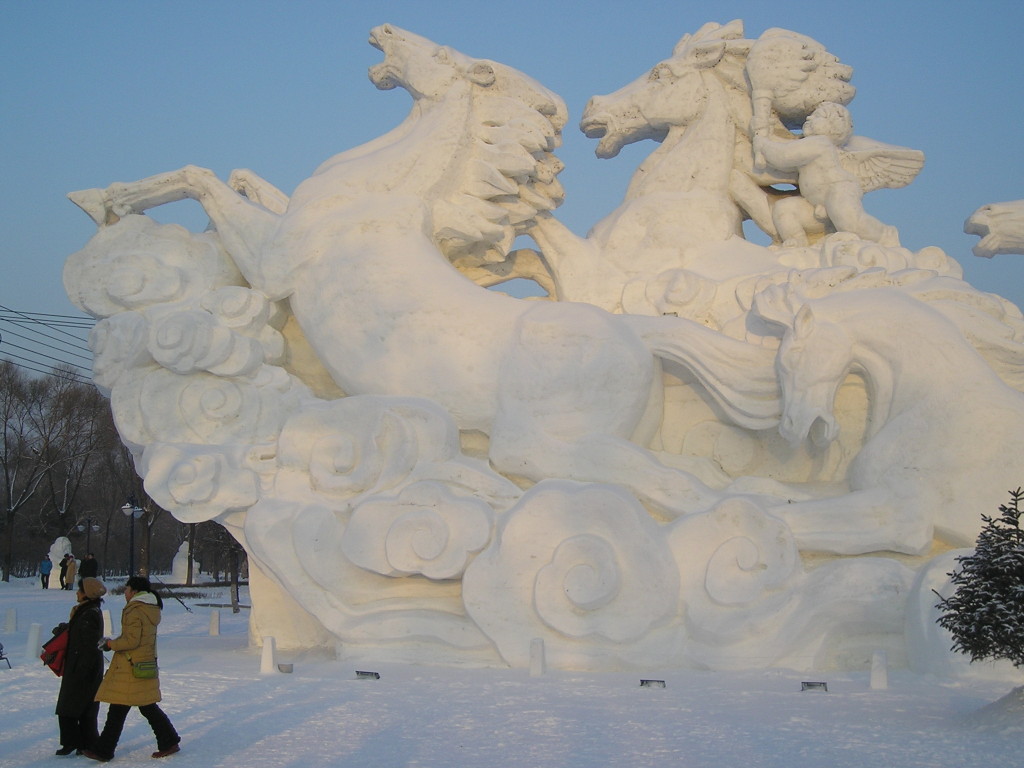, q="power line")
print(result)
[0,339,90,374]
[0,305,95,383]
[3,356,91,384]
[0,309,94,328]
[0,325,93,364]
[0,306,92,341]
